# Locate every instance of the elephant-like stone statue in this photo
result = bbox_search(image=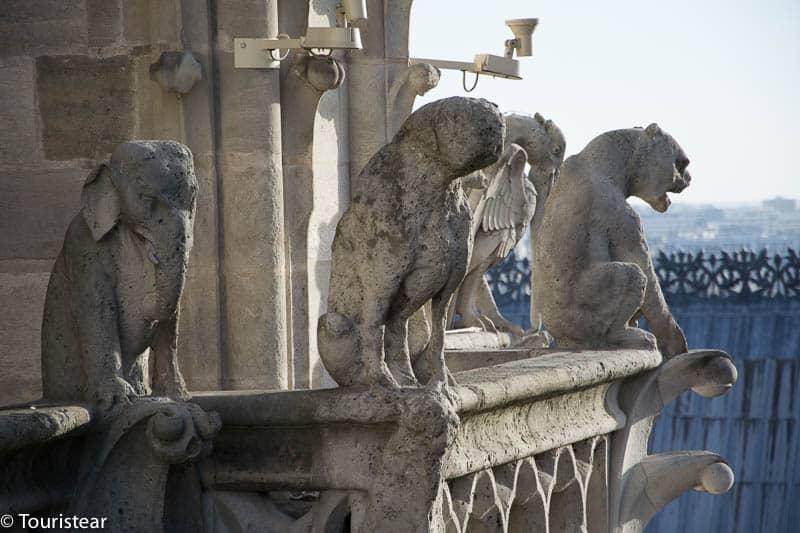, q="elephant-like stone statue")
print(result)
[41,141,198,416]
